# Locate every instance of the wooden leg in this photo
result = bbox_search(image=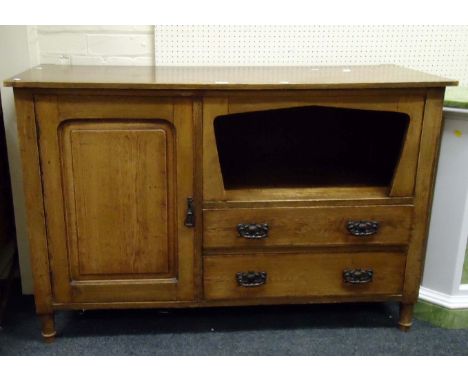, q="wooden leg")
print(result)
[398,303,414,332]
[40,313,56,343]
